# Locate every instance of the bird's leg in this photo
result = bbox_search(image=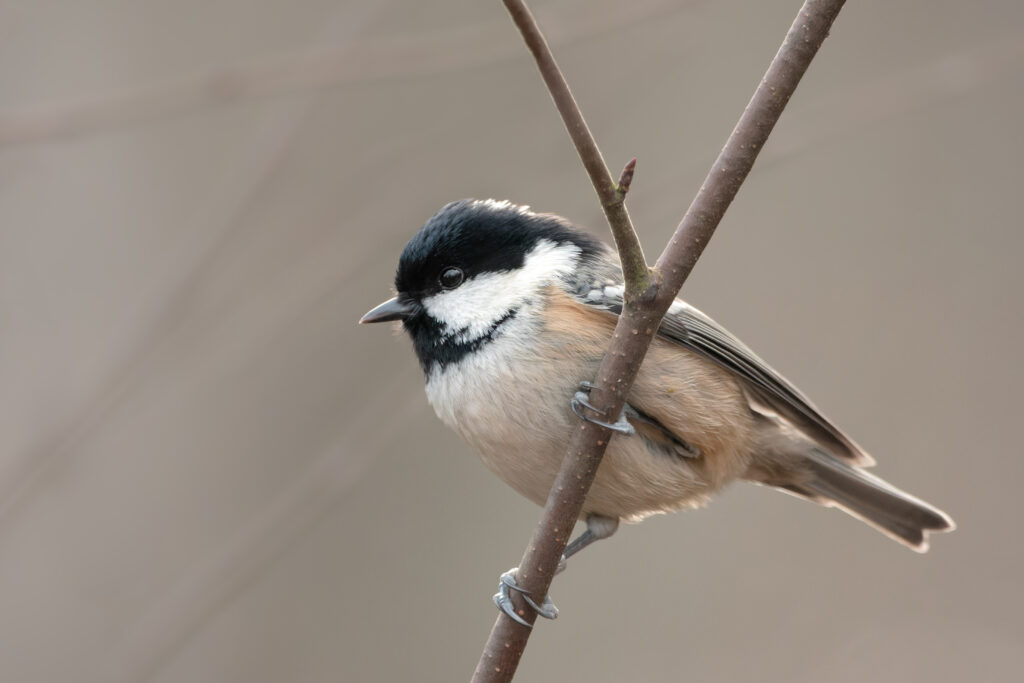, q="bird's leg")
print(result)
[493,515,619,627]
[559,514,620,571]
[571,381,635,435]
[494,379,628,627]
